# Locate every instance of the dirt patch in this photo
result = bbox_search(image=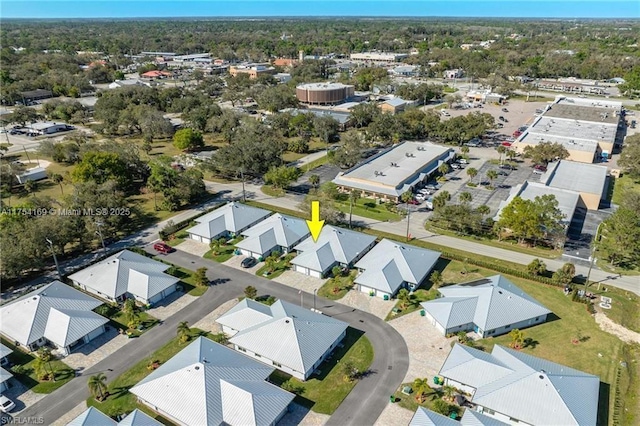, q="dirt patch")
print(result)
[594,312,640,344]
